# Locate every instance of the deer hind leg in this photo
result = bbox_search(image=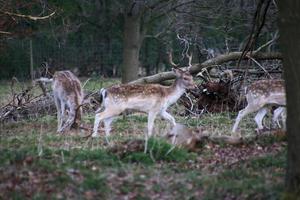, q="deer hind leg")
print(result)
[72,105,82,129]
[103,117,114,144]
[254,107,268,131]
[60,103,75,133]
[145,111,158,153]
[160,111,177,144]
[281,108,287,130]
[272,107,286,129]
[92,109,121,140]
[232,104,262,133]
[54,95,63,133]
